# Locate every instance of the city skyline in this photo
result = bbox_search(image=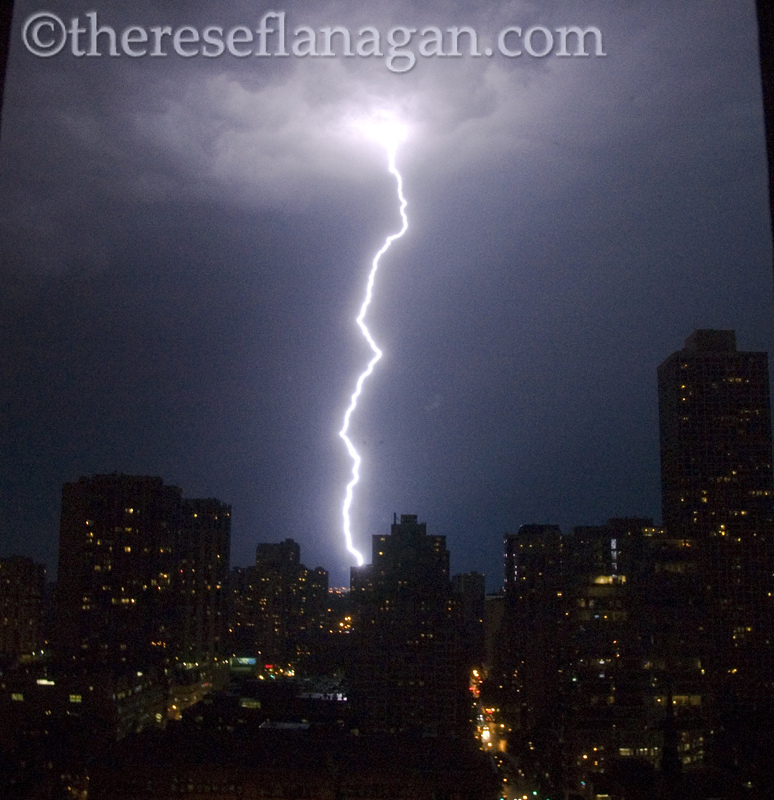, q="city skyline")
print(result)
[4,322,772,592]
[0,1,772,589]
[2,342,773,797]
[13,333,773,594]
